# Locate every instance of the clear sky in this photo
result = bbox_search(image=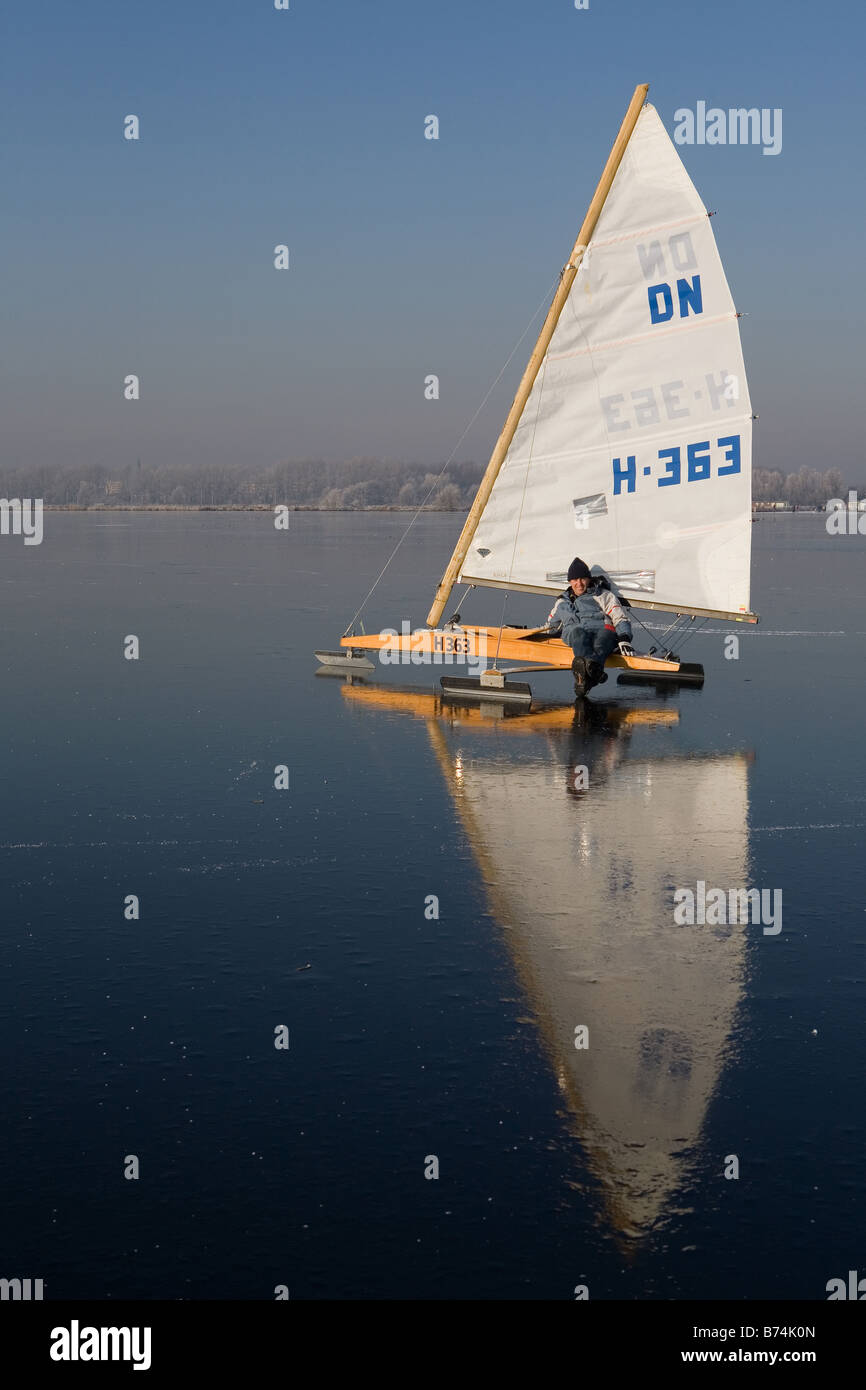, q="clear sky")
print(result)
[3,0,863,479]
